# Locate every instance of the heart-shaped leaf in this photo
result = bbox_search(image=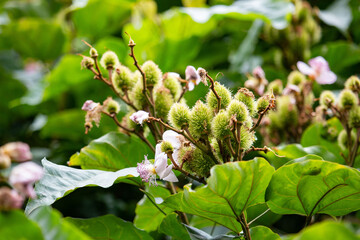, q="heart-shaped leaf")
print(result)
[266,160,360,217]
[25,158,140,215]
[250,226,280,240]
